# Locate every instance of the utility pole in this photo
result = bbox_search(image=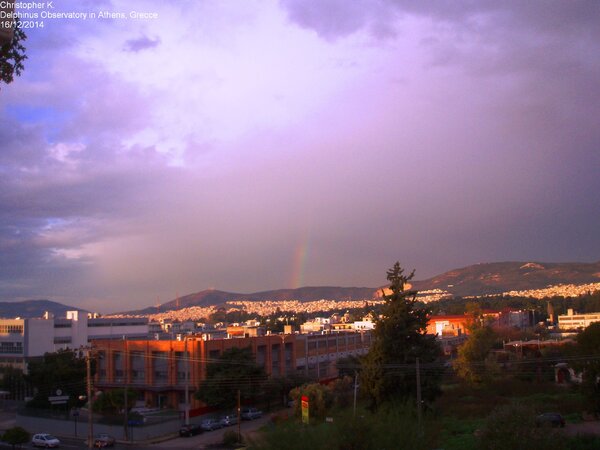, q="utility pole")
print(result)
[237,389,241,443]
[86,349,93,449]
[353,371,358,417]
[124,339,128,441]
[184,337,190,426]
[416,357,422,428]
